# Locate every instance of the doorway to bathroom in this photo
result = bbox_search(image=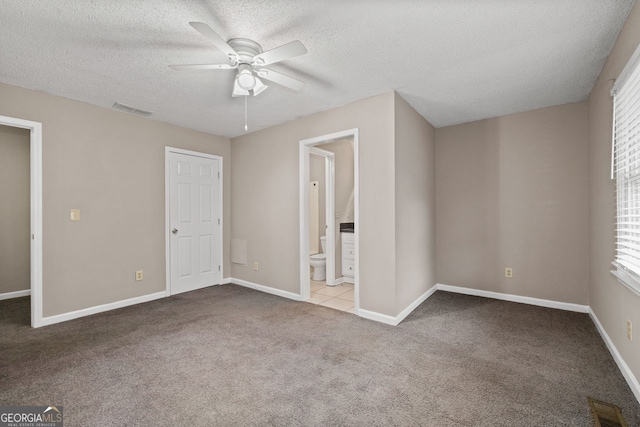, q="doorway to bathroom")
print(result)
[299,129,359,314]
[309,147,336,285]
